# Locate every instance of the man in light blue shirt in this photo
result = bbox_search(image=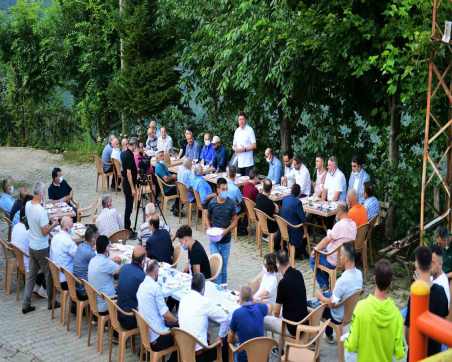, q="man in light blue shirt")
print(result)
[137,260,178,360]
[348,155,370,204]
[363,182,380,221]
[200,133,215,166]
[73,225,98,299]
[0,179,15,216]
[264,148,283,185]
[192,165,215,207]
[101,135,115,173]
[184,130,201,160]
[177,159,195,202]
[88,235,120,313]
[225,166,243,213]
